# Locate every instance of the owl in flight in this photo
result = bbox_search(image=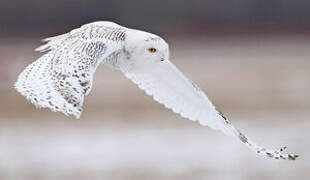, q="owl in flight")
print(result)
[15,21,298,160]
